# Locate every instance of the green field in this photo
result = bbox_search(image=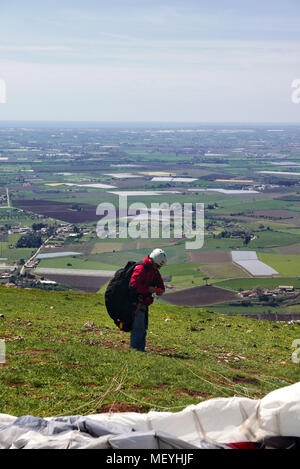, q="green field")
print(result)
[38,255,120,272]
[199,262,250,279]
[96,245,189,267]
[250,231,300,249]
[201,236,245,250]
[257,253,300,277]
[162,263,206,286]
[0,233,35,262]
